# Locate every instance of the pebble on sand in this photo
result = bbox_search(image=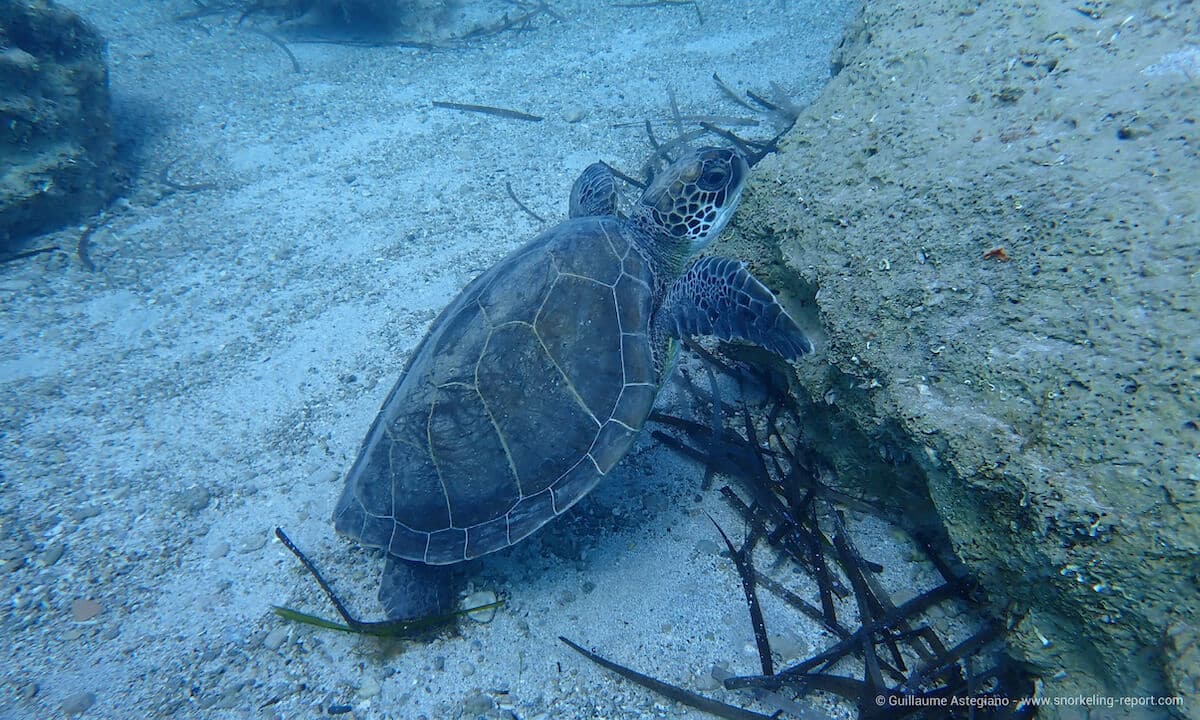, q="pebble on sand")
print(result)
[208,541,230,560]
[356,676,380,698]
[462,692,494,714]
[177,486,211,514]
[71,599,102,622]
[40,541,65,567]
[305,467,340,486]
[61,691,95,716]
[263,626,289,650]
[238,532,268,553]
